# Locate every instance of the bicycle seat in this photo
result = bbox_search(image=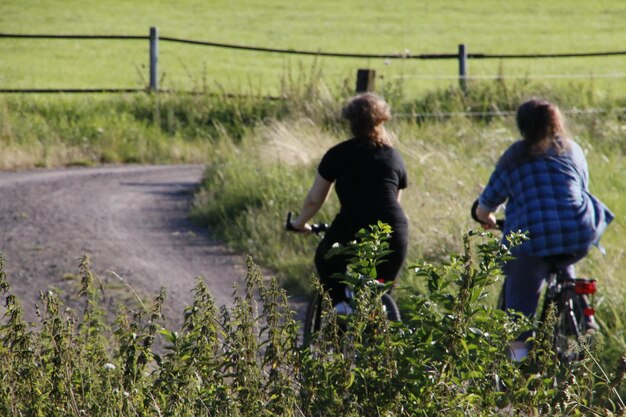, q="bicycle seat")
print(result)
[545,253,580,264]
[543,254,580,279]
